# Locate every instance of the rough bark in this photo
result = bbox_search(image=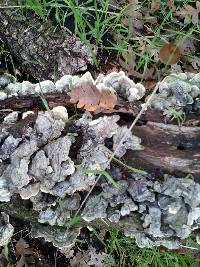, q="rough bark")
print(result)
[128,122,200,181]
[0,0,93,81]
